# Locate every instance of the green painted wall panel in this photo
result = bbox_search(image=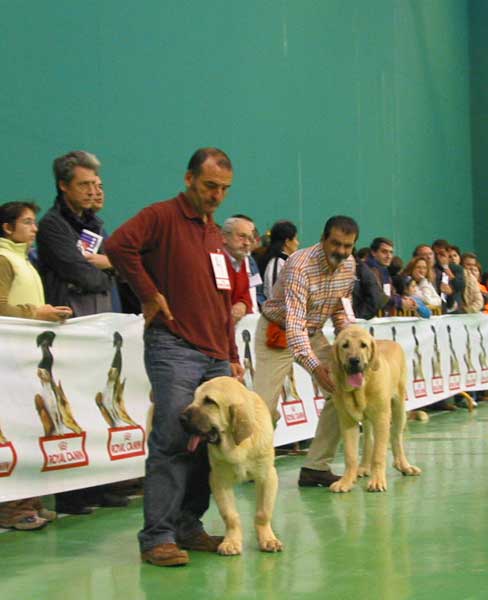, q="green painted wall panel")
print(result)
[470,0,488,267]
[0,0,474,260]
